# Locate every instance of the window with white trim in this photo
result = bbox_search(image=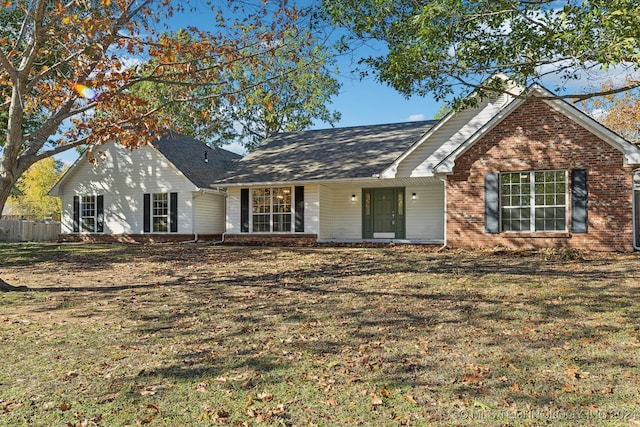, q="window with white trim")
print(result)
[251,187,292,232]
[152,193,169,232]
[501,170,567,232]
[81,195,96,232]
